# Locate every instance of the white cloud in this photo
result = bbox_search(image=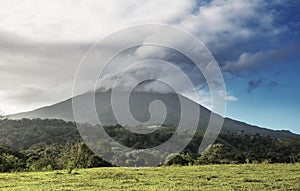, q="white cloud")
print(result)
[0,0,194,42]
[226,95,238,101]
[0,0,280,114]
[177,0,275,45]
